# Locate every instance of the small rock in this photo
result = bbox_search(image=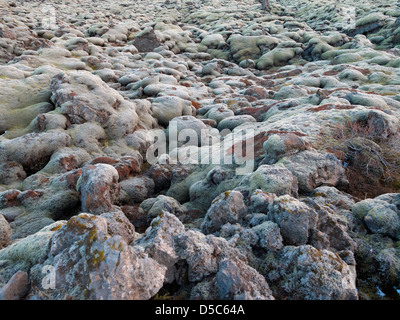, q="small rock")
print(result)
[0,271,29,300]
[252,221,284,251]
